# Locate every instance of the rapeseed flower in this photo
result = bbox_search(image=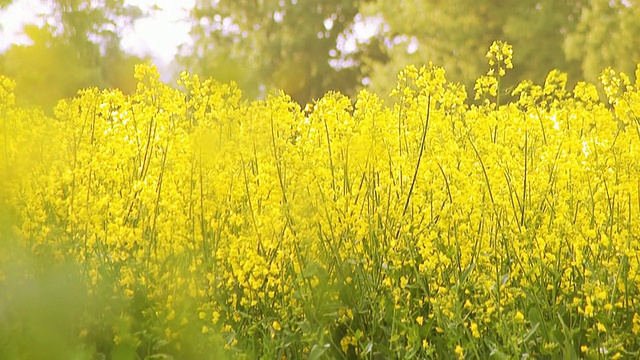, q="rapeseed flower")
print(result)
[3,47,640,359]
